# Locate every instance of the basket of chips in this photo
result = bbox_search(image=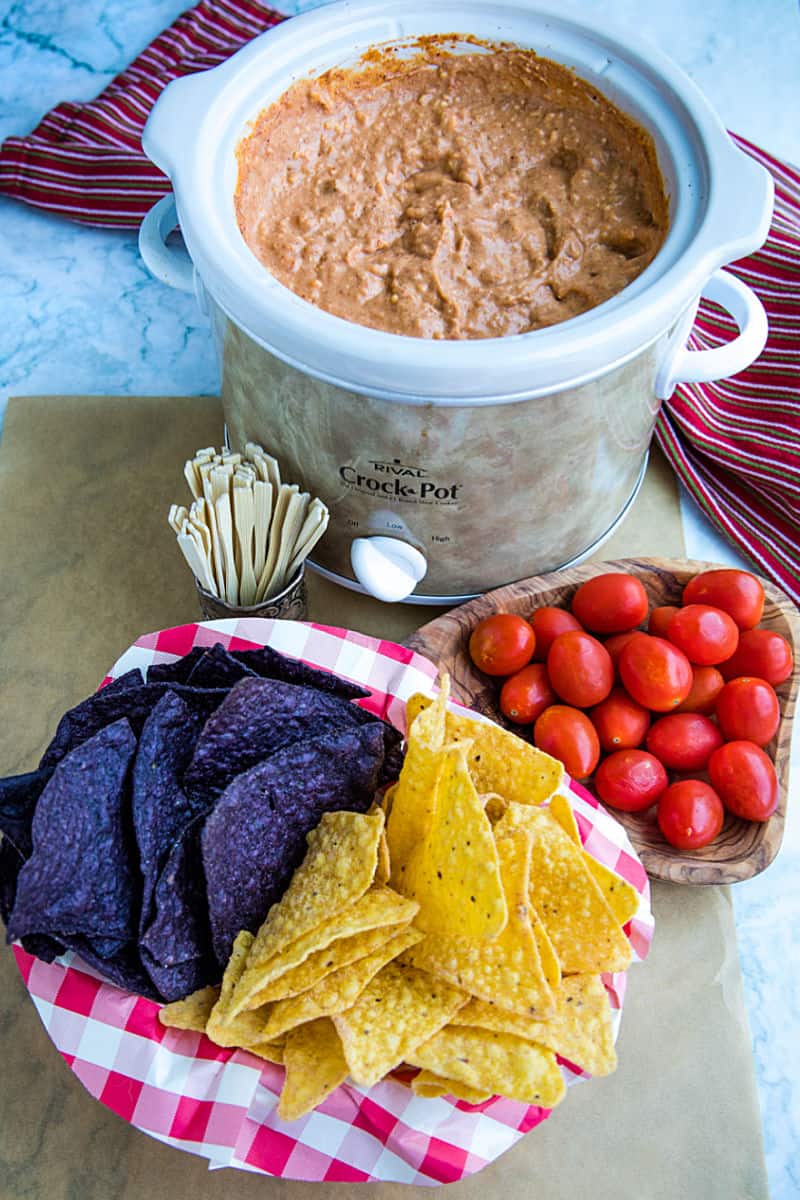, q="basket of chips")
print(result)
[5,620,652,1185]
